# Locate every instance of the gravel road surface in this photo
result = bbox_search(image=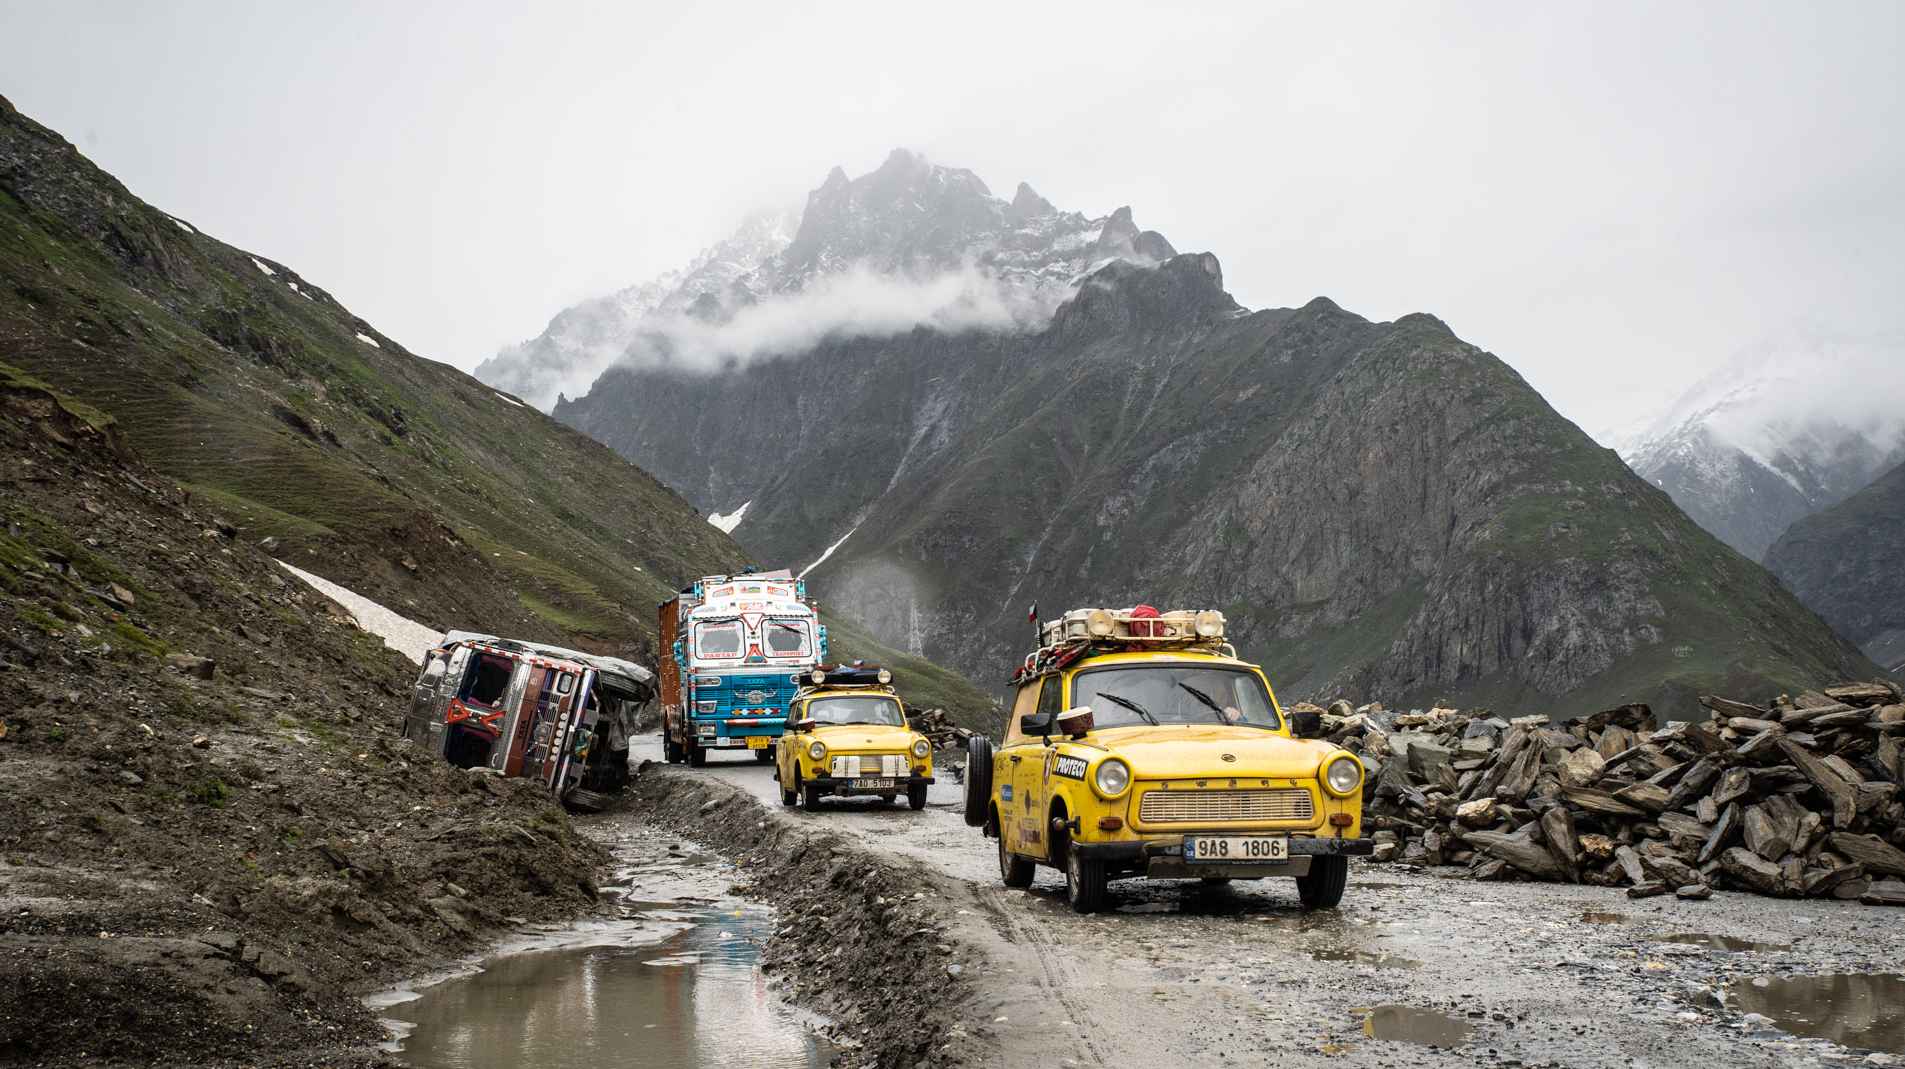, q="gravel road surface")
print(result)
[643,737,1905,1068]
